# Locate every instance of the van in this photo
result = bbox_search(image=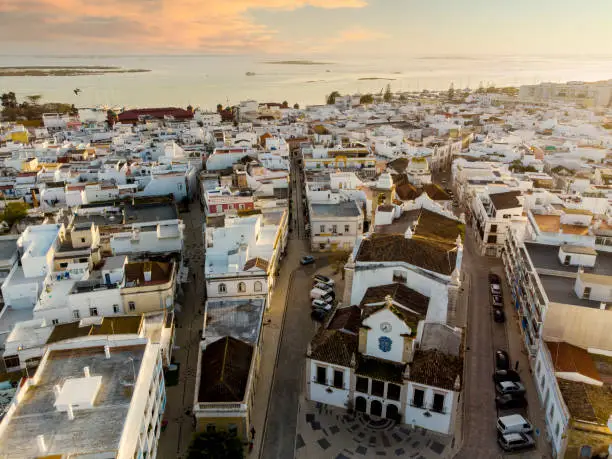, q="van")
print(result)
[310,287,329,300]
[497,414,533,435]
